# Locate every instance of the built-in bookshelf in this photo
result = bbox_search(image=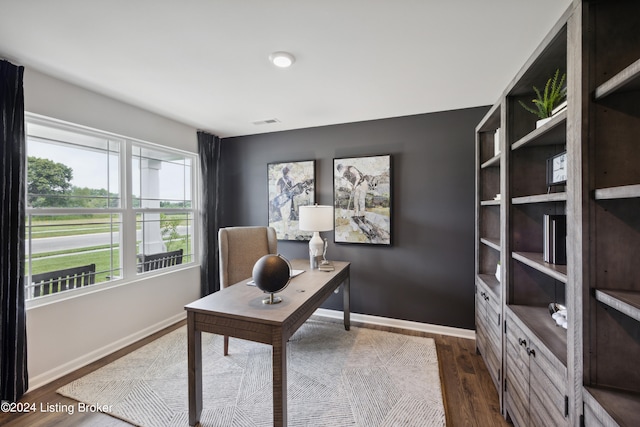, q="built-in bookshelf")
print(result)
[501,11,571,426]
[579,1,640,425]
[476,2,640,426]
[475,100,503,402]
[475,1,640,426]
